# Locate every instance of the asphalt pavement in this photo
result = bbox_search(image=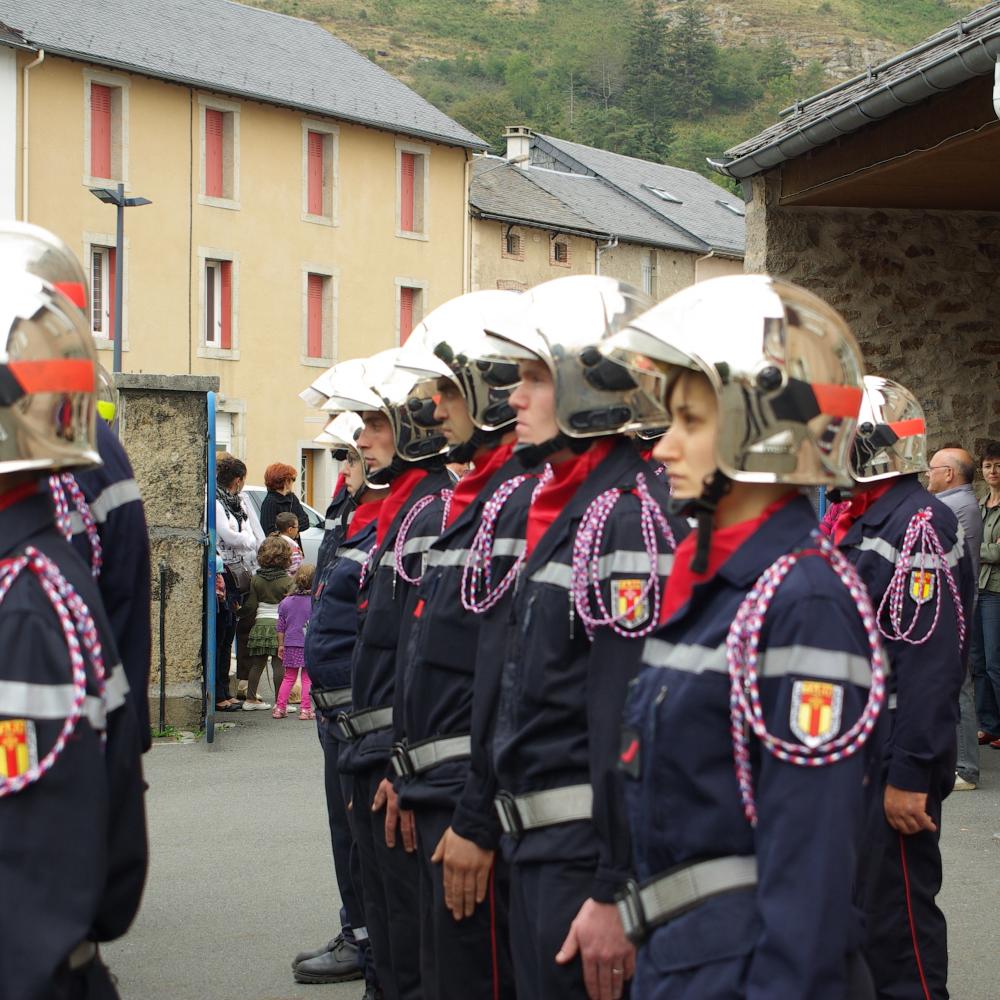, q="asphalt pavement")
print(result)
[106,704,1000,1000]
